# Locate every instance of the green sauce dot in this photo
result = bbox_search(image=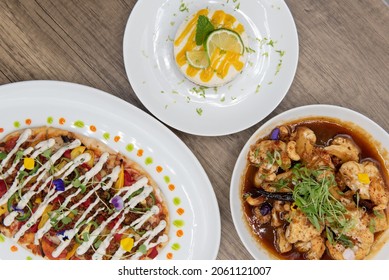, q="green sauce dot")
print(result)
[103,132,110,140]
[13,121,20,128]
[0,233,5,243]
[47,117,53,124]
[171,243,181,251]
[126,143,134,152]
[26,256,33,260]
[145,157,153,165]
[164,176,170,184]
[173,220,184,228]
[74,120,85,128]
[173,197,181,206]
